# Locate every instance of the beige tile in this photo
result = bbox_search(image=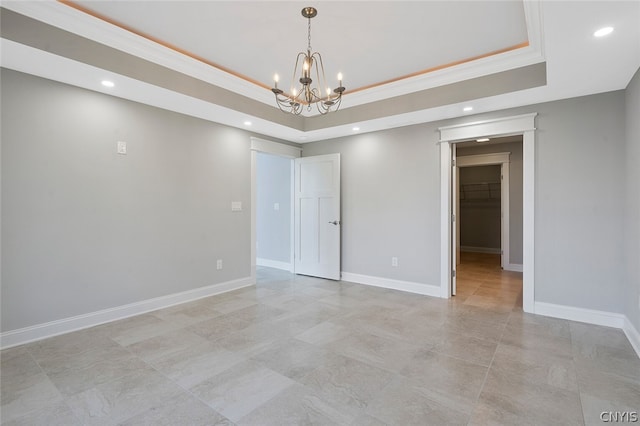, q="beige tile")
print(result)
[186,313,252,341]
[580,393,638,426]
[100,314,182,347]
[189,360,295,423]
[119,393,232,426]
[300,353,394,411]
[476,367,583,426]
[577,367,640,410]
[150,300,224,326]
[126,328,211,363]
[366,376,470,426]
[2,265,635,425]
[400,350,488,414]
[237,383,356,426]
[443,316,506,343]
[148,341,244,389]
[65,368,183,426]
[491,343,578,391]
[295,321,350,346]
[0,348,42,386]
[47,352,148,397]
[1,372,64,423]
[325,328,421,373]
[431,332,498,367]
[250,338,340,381]
[2,401,81,426]
[500,322,573,358]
